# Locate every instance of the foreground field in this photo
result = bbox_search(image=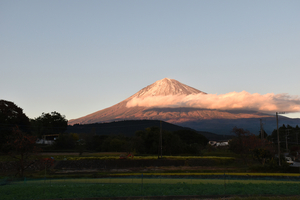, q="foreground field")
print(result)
[2,151,299,199]
[1,177,300,200]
